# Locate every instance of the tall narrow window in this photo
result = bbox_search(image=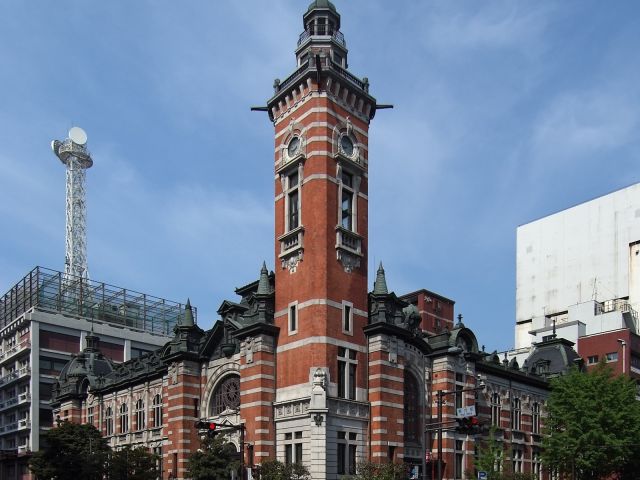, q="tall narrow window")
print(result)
[532,449,542,480]
[284,433,293,465]
[342,302,353,334]
[120,403,129,434]
[455,373,464,410]
[337,432,357,475]
[105,406,113,436]
[532,402,540,434]
[289,303,298,334]
[287,172,299,231]
[512,448,523,473]
[295,432,303,464]
[511,397,521,430]
[135,399,145,431]
[337,347,357,400]
[87,406,94,426]
[404,372,421,443]
[340,172,354,231]
[491,393,501,427]
[454,440,464,480]
[153,394,162,428]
